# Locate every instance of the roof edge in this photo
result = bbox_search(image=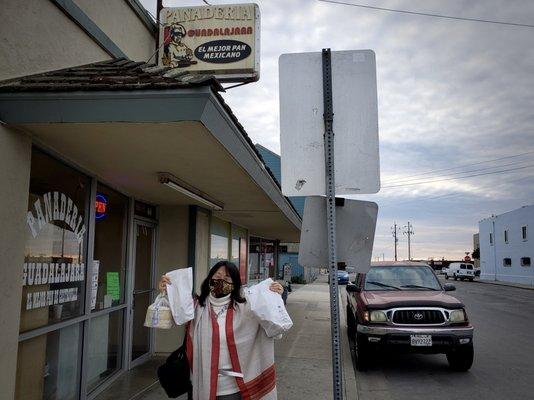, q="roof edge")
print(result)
[202,90,302,230]
[125,0,158,34]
